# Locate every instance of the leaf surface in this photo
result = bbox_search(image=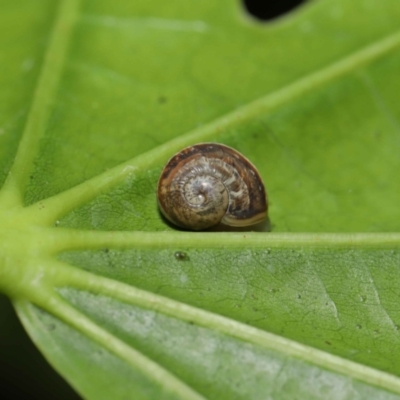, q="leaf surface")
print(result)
[1,0,400,399]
